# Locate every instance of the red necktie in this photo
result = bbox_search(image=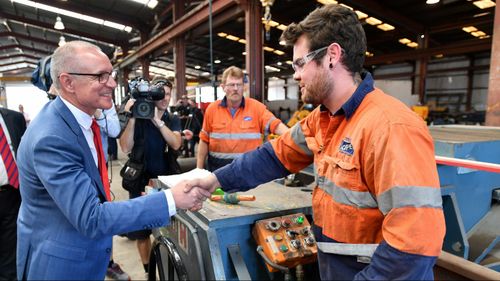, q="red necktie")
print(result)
[91,119,111,201]
[0,124,18,189]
